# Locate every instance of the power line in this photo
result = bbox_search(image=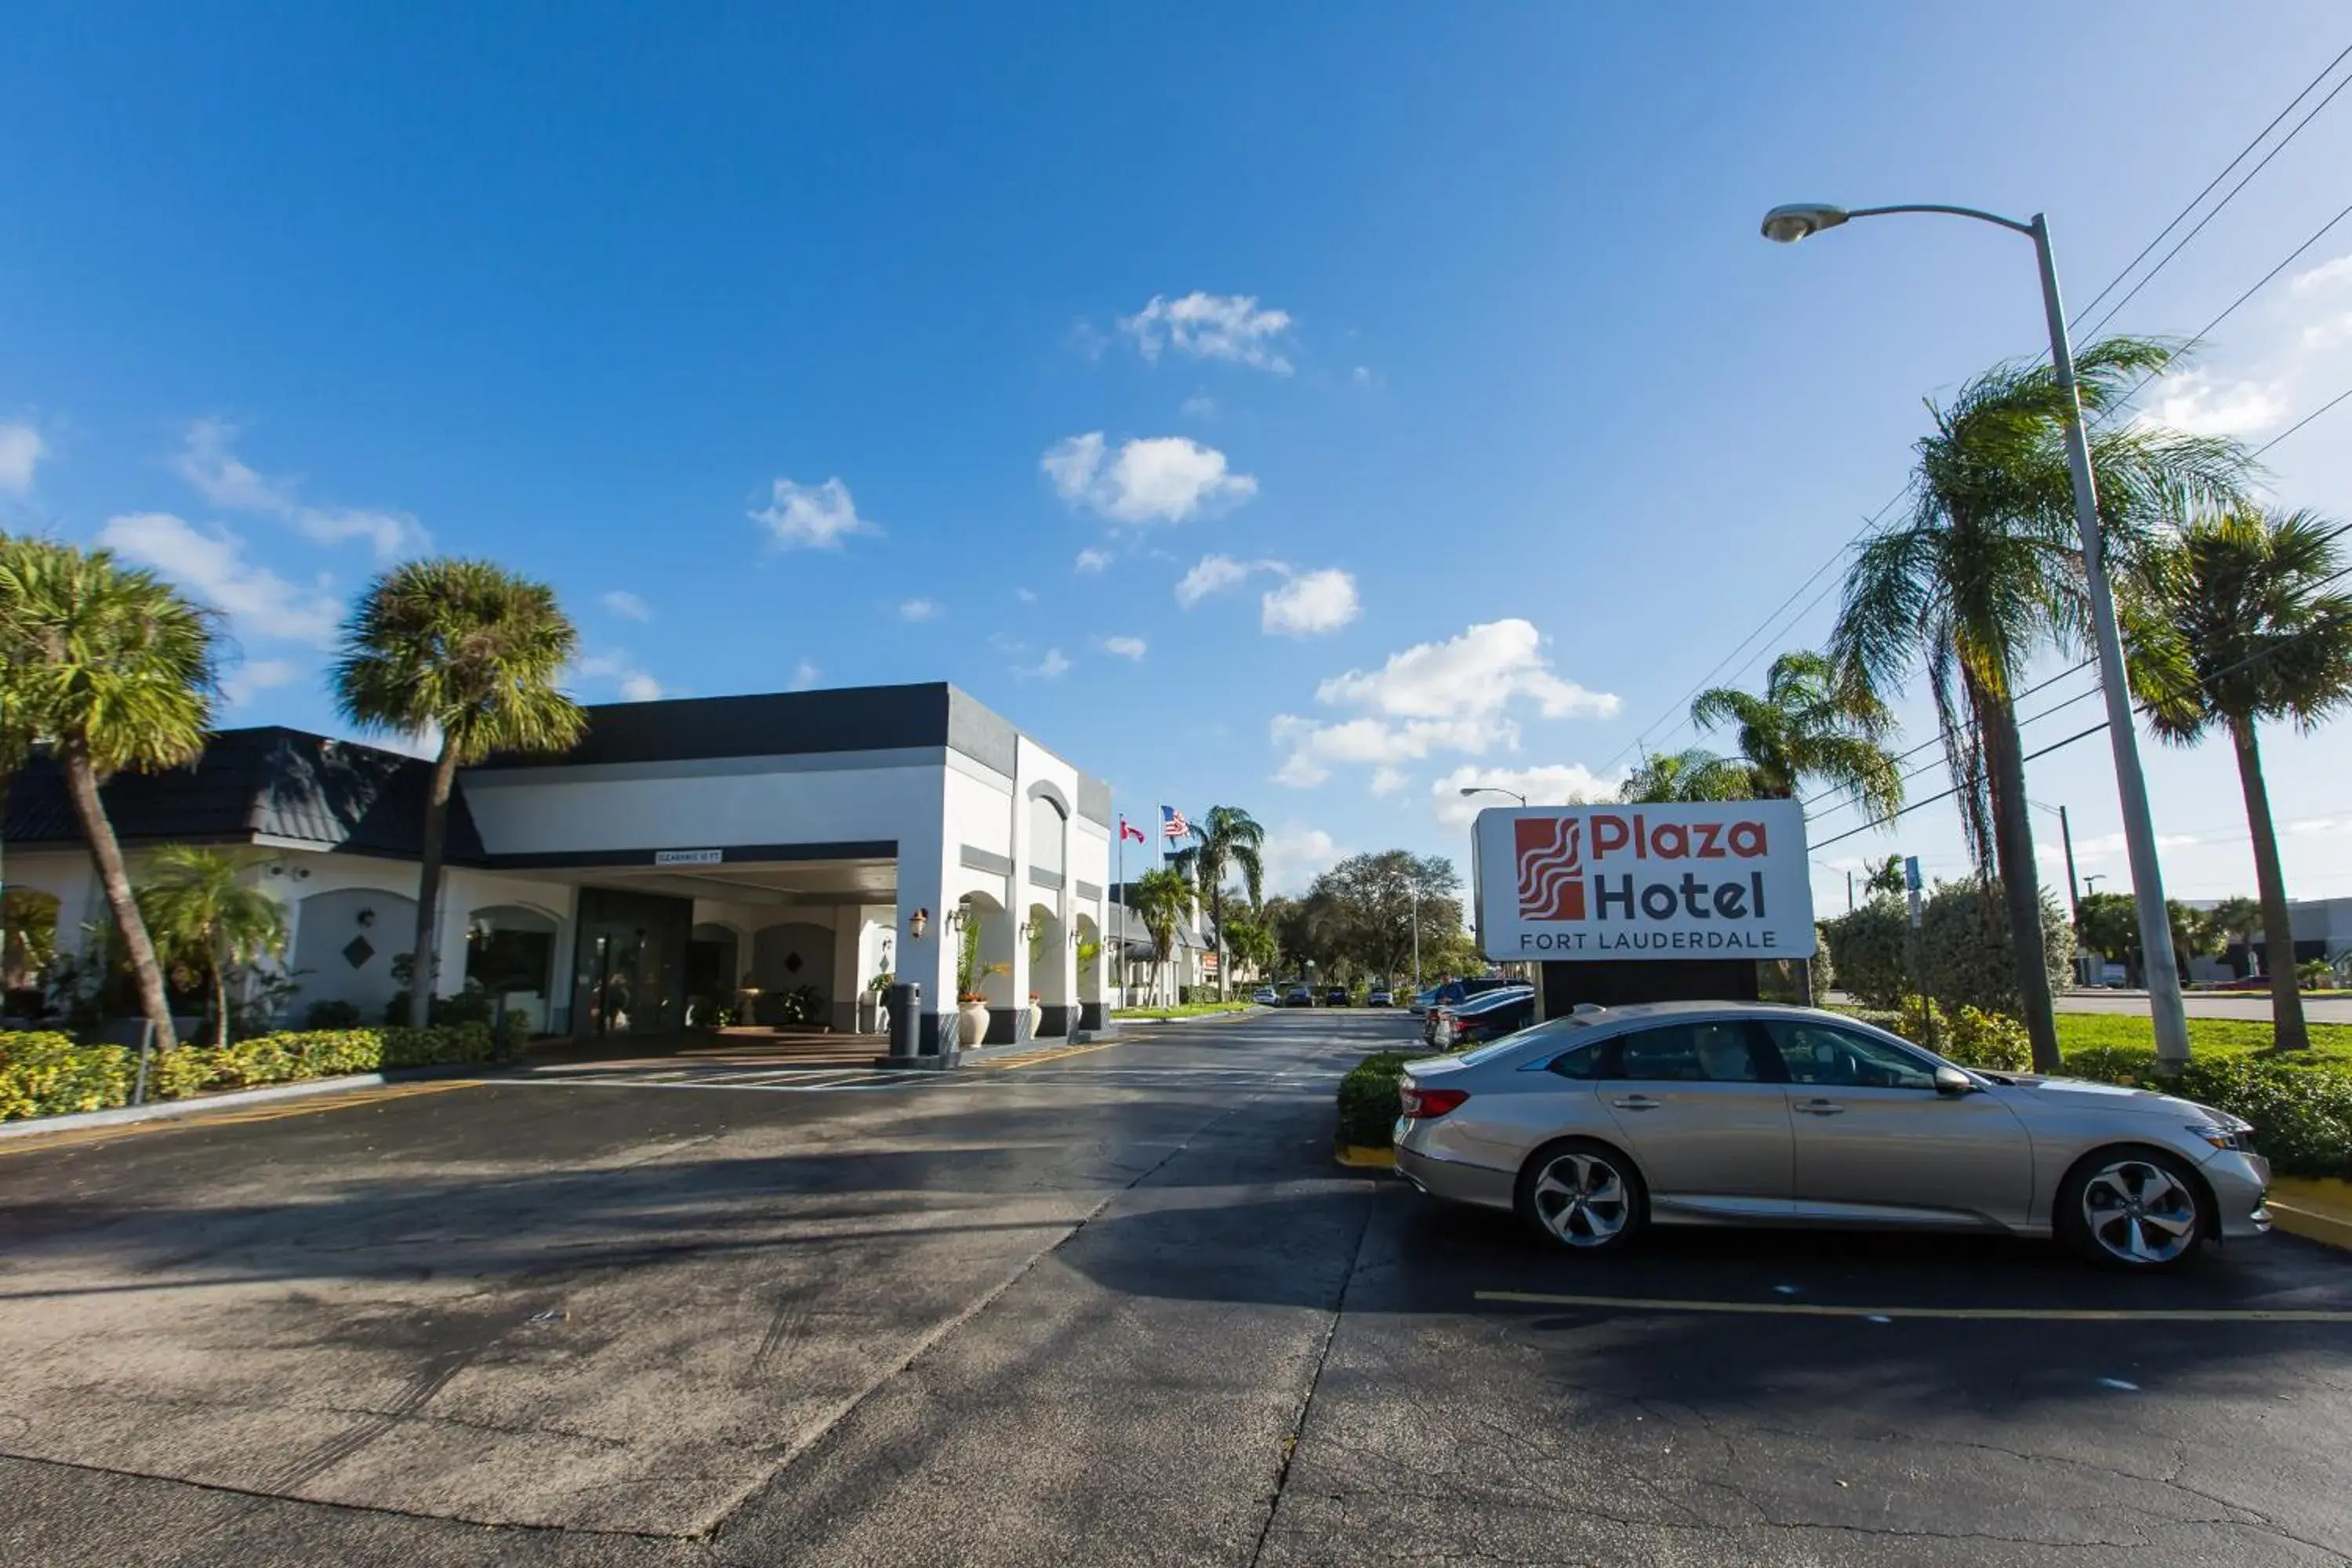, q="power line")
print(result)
[2069,40,2352,325]
[2253,382,2352,458]
[2074,49,2352,342]
[1797,659,2097,810]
